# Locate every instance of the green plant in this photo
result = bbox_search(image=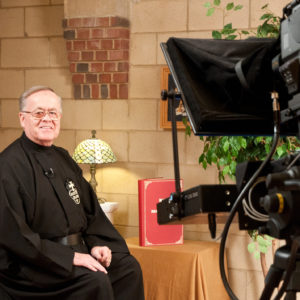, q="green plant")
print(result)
[256,4,281,38]
[197,136,300,183]
[247,230,274,260]
[204,2,281,39]
[204,0,246,40]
